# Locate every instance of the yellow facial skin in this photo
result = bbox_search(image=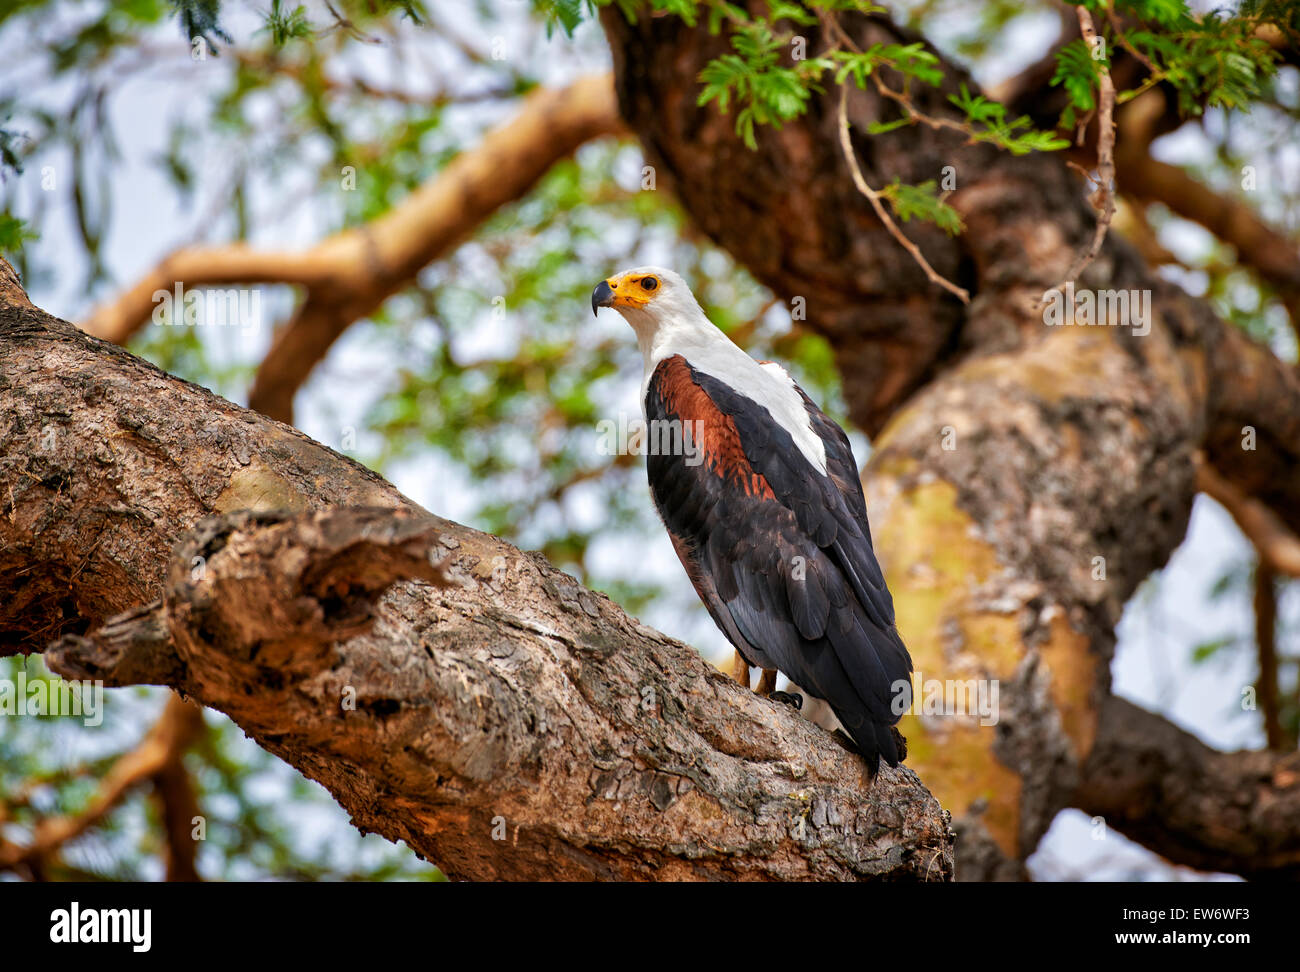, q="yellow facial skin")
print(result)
[601,272,662,310]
